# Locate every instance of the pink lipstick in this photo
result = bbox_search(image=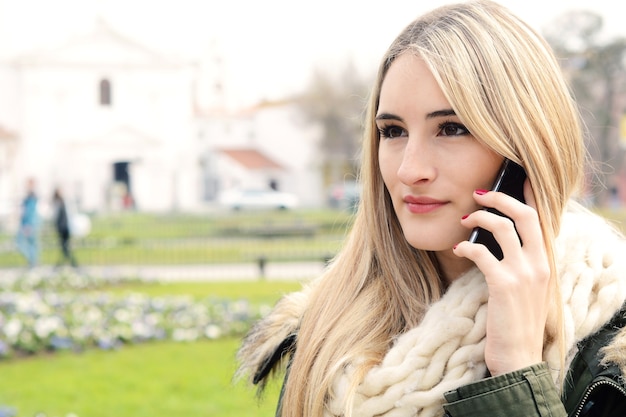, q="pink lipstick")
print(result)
[403,196,447,214]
